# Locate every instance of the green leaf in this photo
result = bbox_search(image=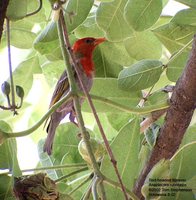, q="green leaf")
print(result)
[25,0,46,23]
[6,0,27,20]
[142,159,170,198]
[145,89,169,106]
[166,51,189,82]
[0,175,14,200]
[42,60,65,86]
[75,13,105,38]
[138,144,151,171]
[0,121,21,177]
[168,125,196,199]
[99,41,135,66]
[10,28,36,49]
[52,123,83,166]
[82,78,142,112]
[93,47,123,78]
[106,113,133,131]
[101,118,140,199]
[171,8,196,26]
[34,21,59,55]
[12,56,42,97]
[175,0,196,8]
[118,60,163,91]
[64,0,94,33]
[187,176,196,197]
[37,139,59,180]
[124,31,162,60]
[144,124,160,148]
[96,0,133,41]
[124,0,162,31]
[170,146,196,199]
[153,22,196,53]
[98,0,114,1]
[93,113,118,140]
